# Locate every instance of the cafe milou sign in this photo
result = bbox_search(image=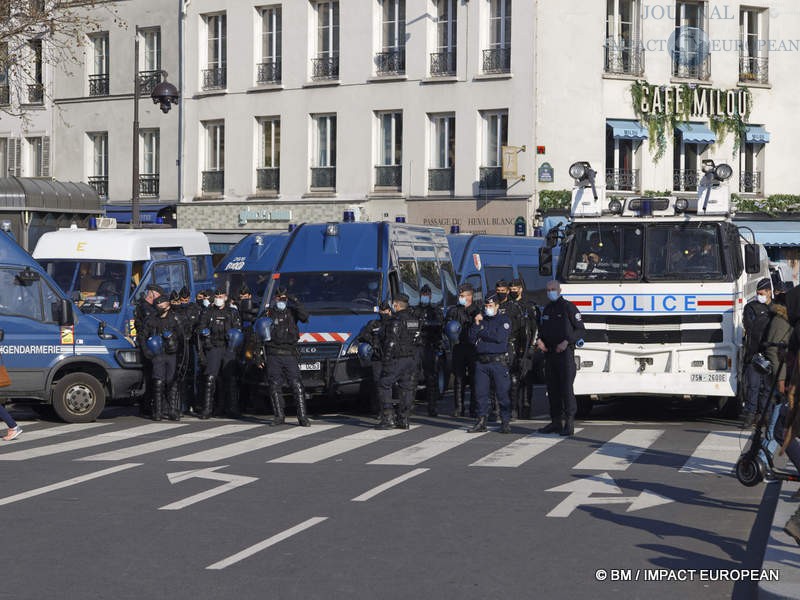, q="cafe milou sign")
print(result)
[630,81,752,161]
